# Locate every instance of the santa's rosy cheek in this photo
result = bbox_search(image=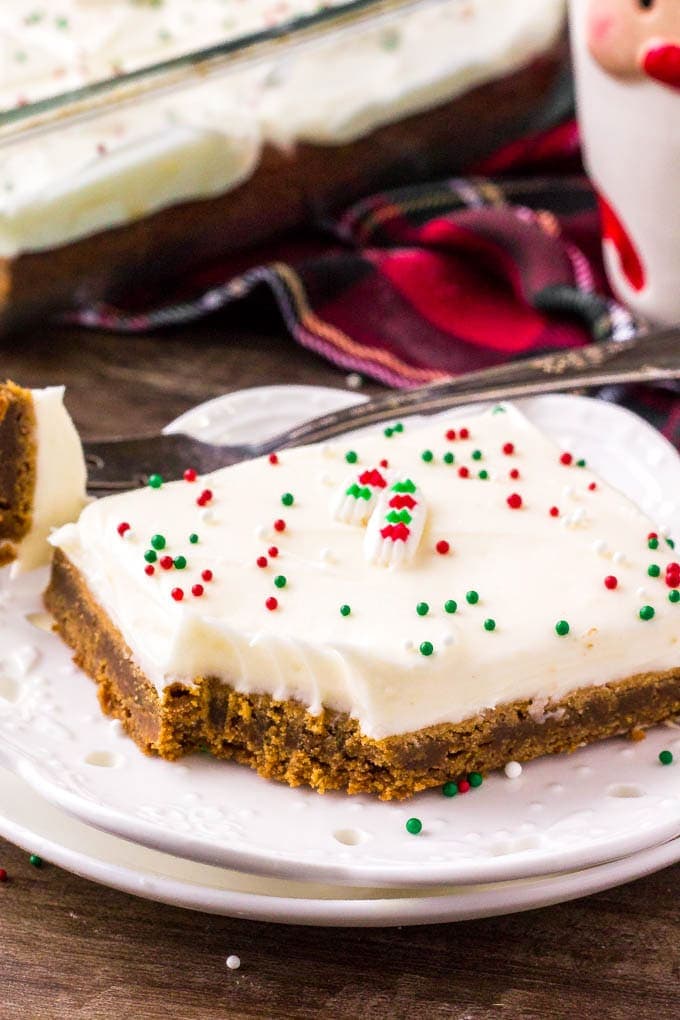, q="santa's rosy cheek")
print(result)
[588,12,615,45]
